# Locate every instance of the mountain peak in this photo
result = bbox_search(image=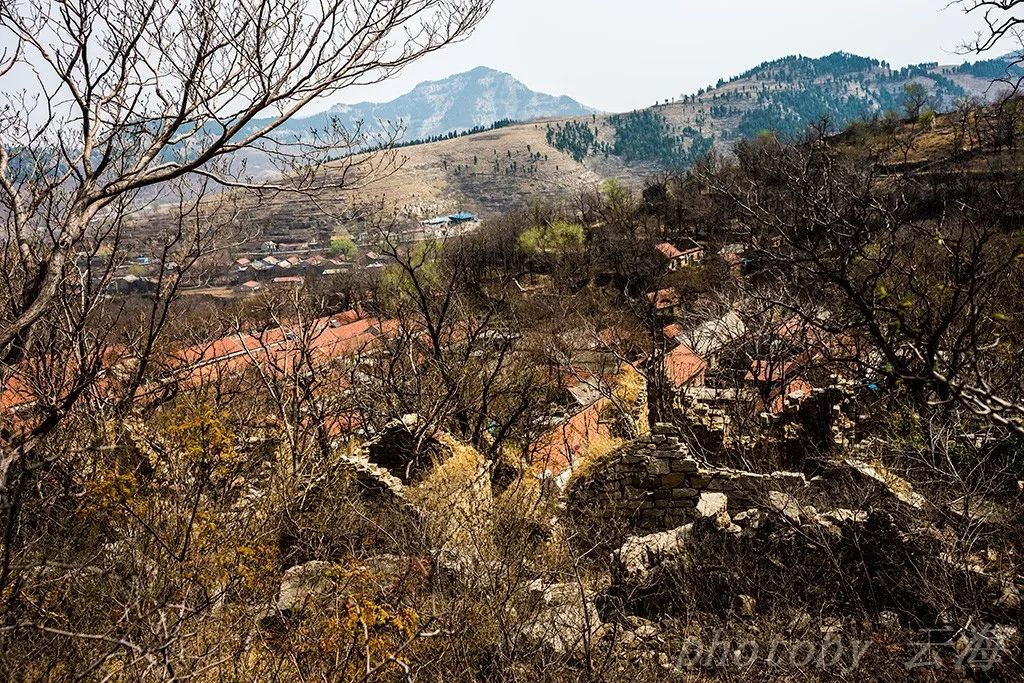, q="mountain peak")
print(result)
[314,67,593,141]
